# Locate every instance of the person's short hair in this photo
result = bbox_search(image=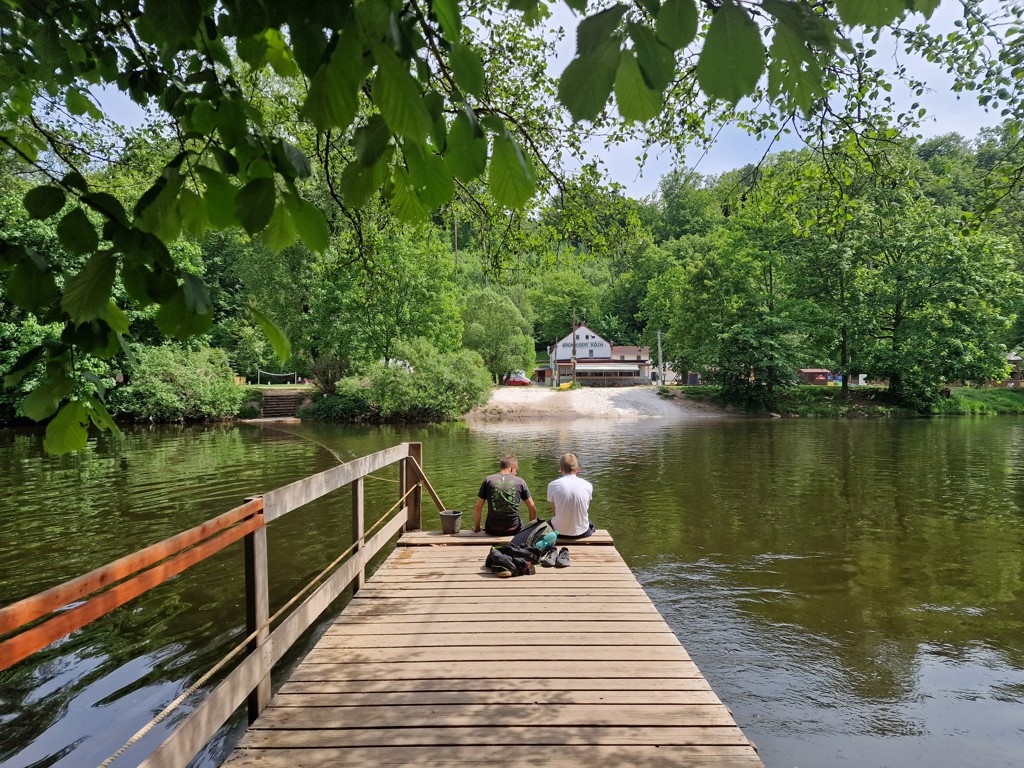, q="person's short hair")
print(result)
[559,453,579,473]
[500,455,518,470]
